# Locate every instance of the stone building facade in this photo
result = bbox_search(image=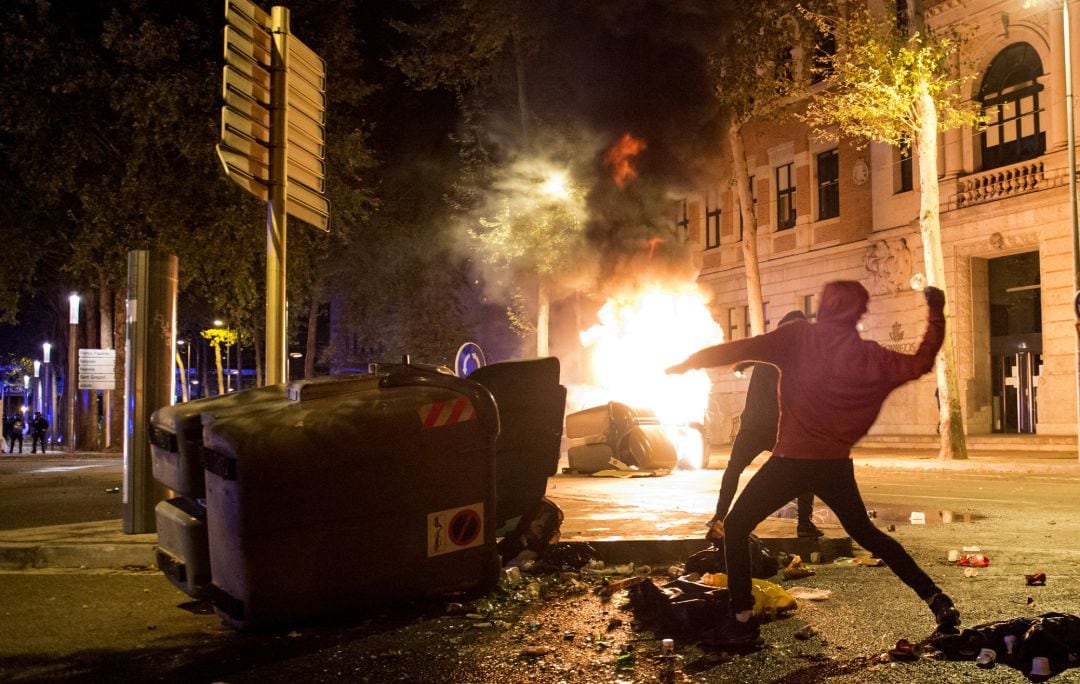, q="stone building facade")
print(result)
[687,0,1080,448]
